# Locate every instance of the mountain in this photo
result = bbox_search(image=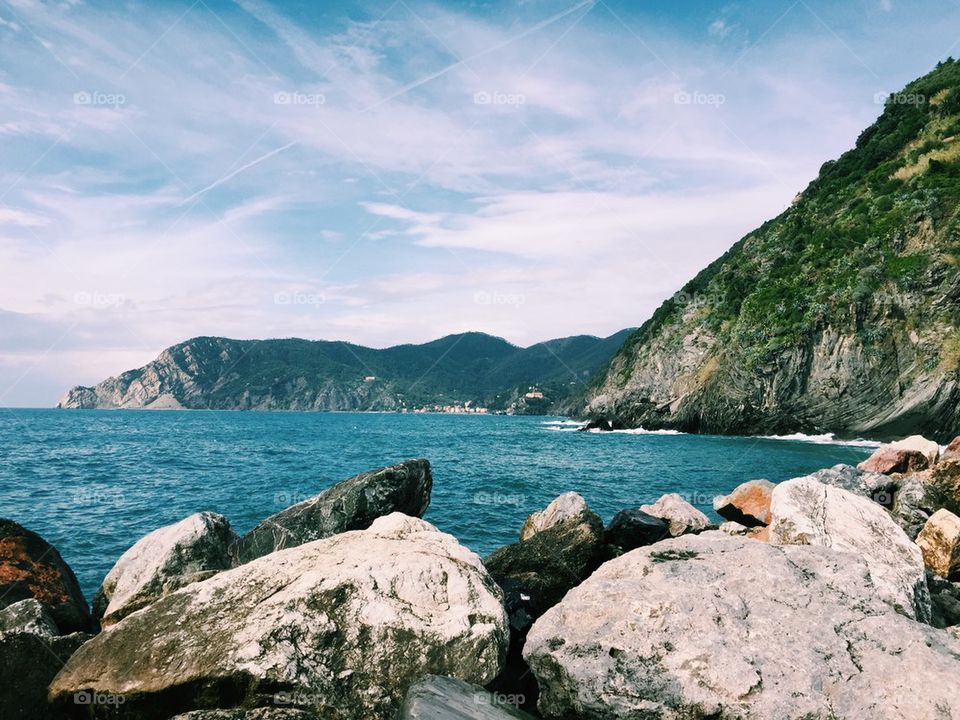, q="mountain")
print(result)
[579,59,960,442]
[58,330,633,413]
